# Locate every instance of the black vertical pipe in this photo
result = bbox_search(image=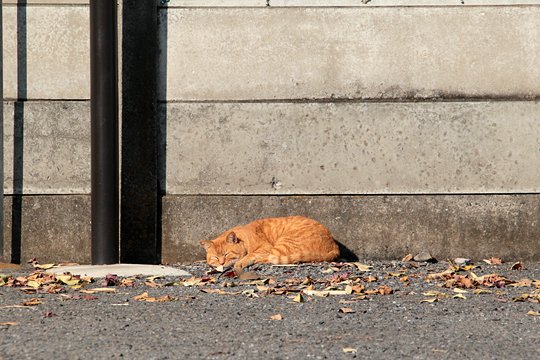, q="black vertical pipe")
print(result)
[90,0,119,264]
